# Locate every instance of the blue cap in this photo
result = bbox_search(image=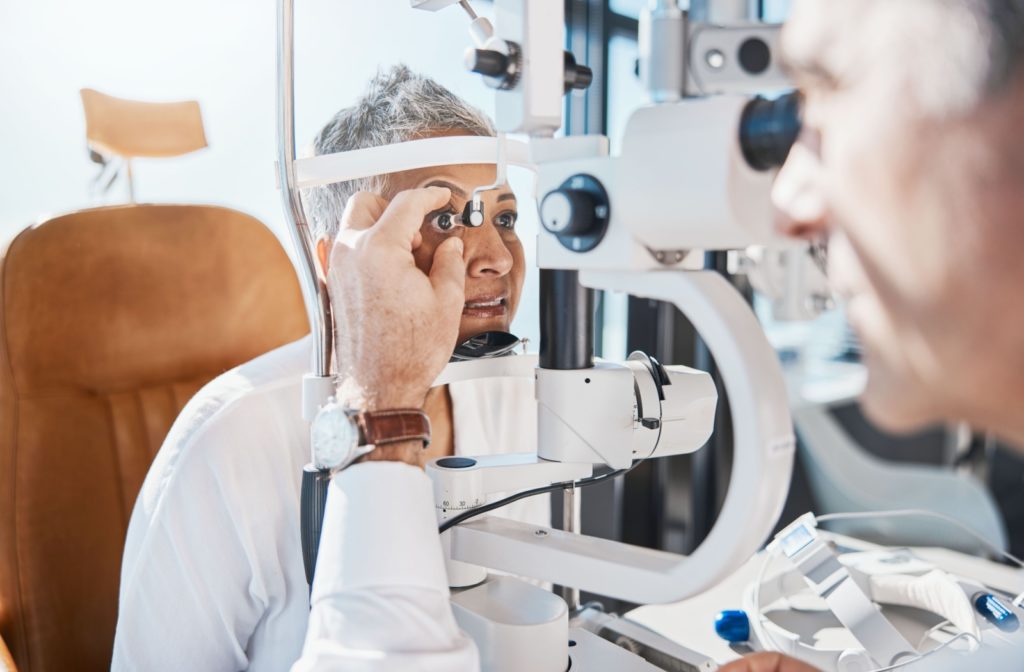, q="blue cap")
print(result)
[715,610,751,643]
[974,593,1020,633]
